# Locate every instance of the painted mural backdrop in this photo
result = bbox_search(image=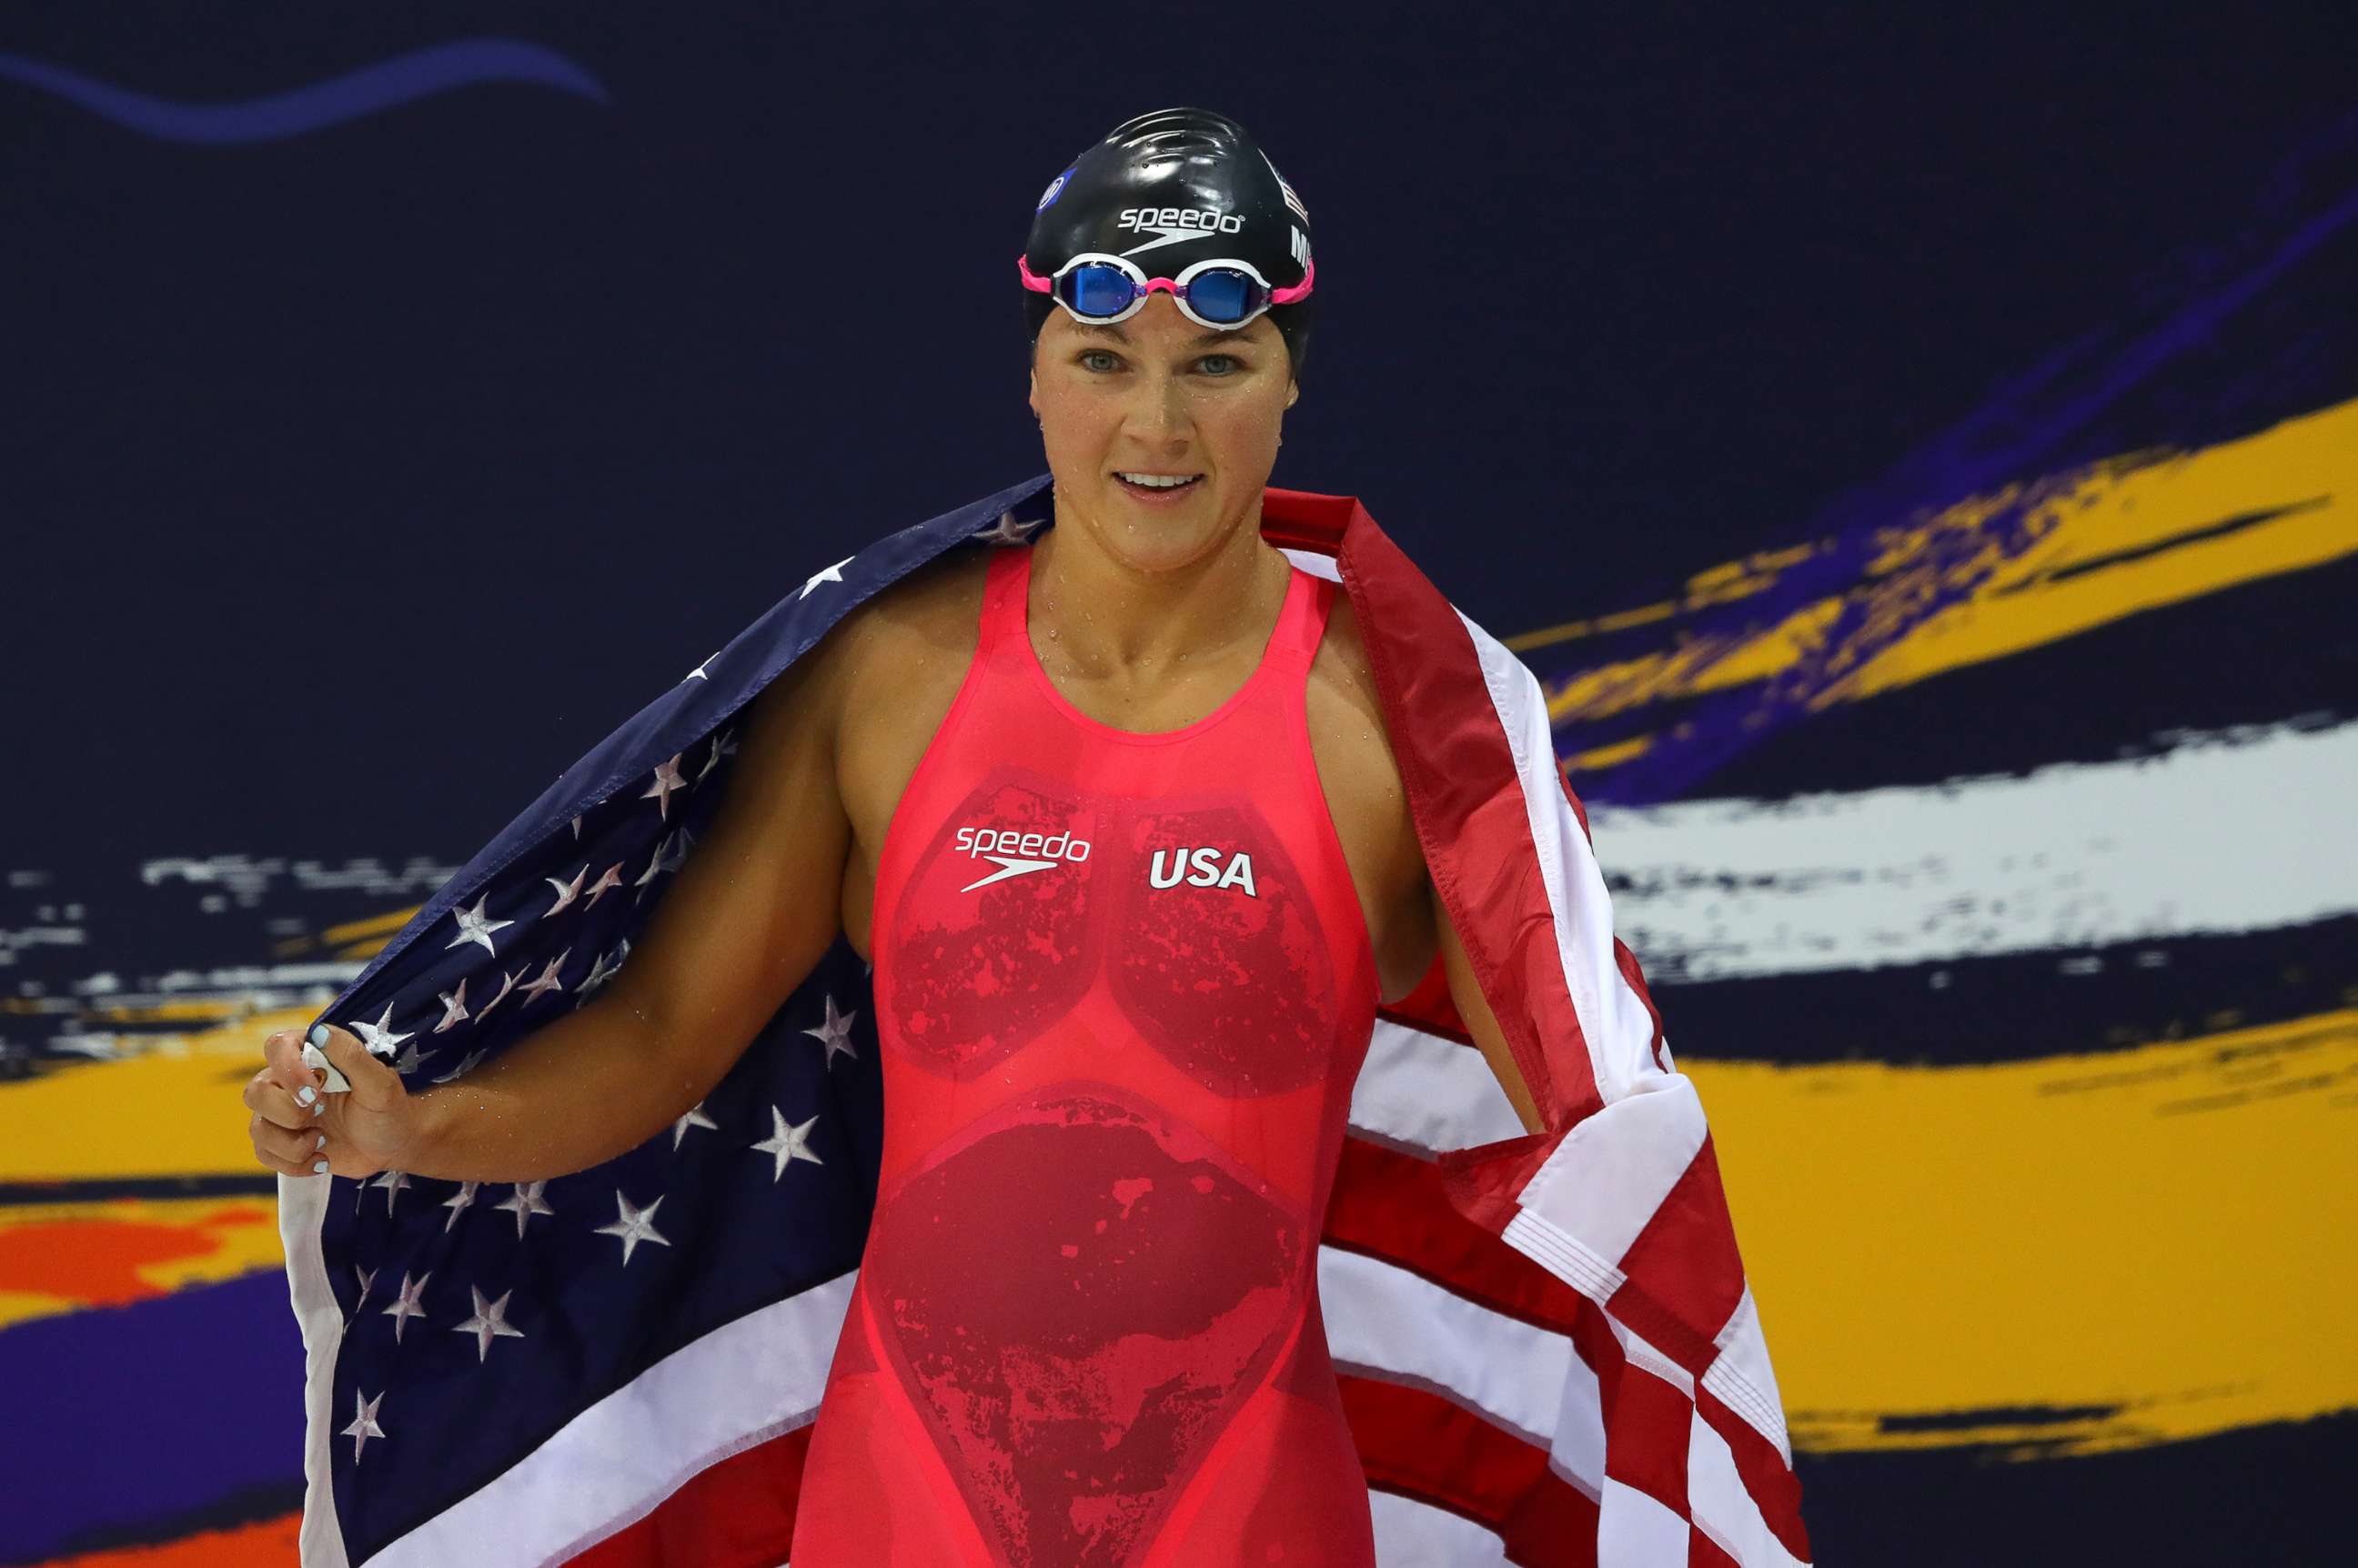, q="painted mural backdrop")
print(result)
[1,8,2350,1565]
